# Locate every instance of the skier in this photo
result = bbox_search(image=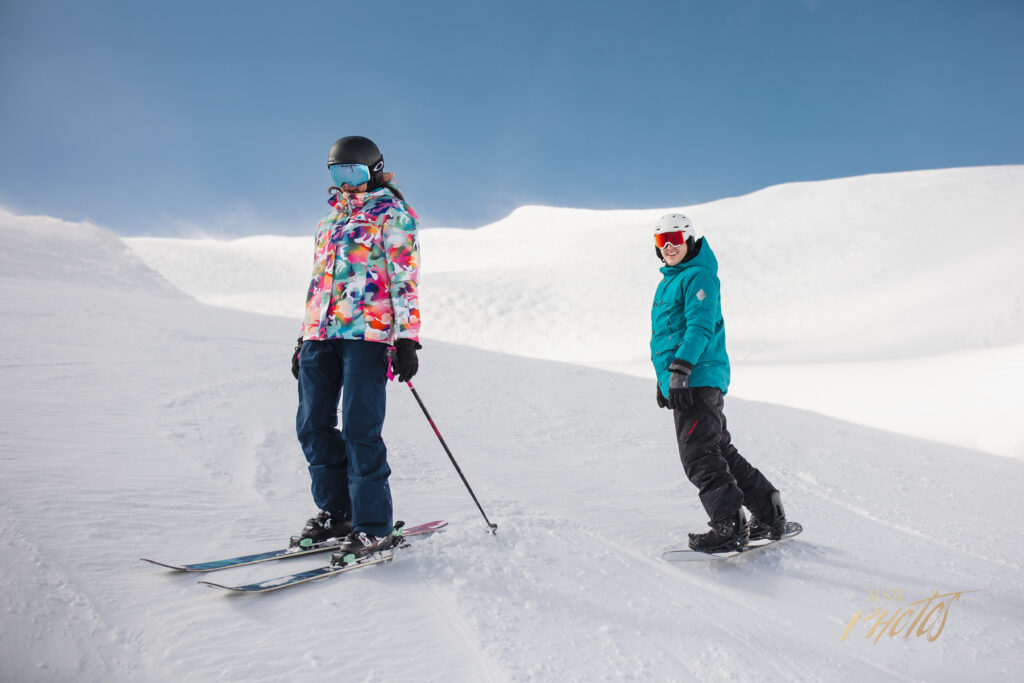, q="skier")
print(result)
[650,214,787,552]
[290,135,421,558]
